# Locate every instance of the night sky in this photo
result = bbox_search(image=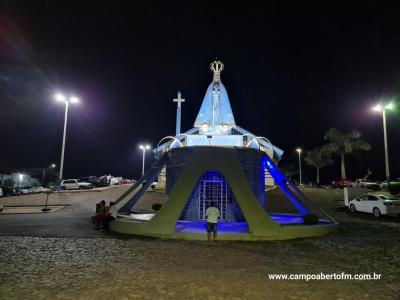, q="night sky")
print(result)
[1,1,399,183]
